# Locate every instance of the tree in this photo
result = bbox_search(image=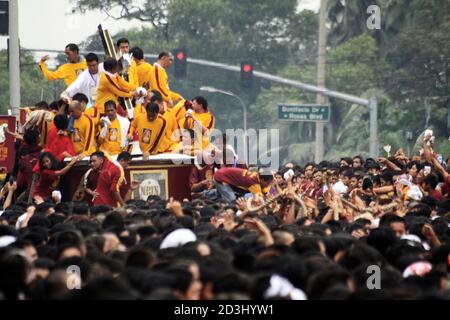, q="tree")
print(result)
[73,0,170,28]
[0,50,63,113]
